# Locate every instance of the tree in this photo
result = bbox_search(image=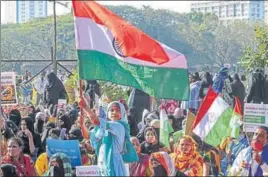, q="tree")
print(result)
[241,26,268,71]
[0,5,260,73]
